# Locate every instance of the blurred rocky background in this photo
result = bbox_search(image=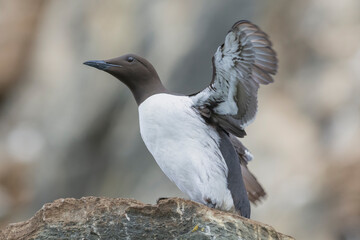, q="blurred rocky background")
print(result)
[0,0,359,239]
